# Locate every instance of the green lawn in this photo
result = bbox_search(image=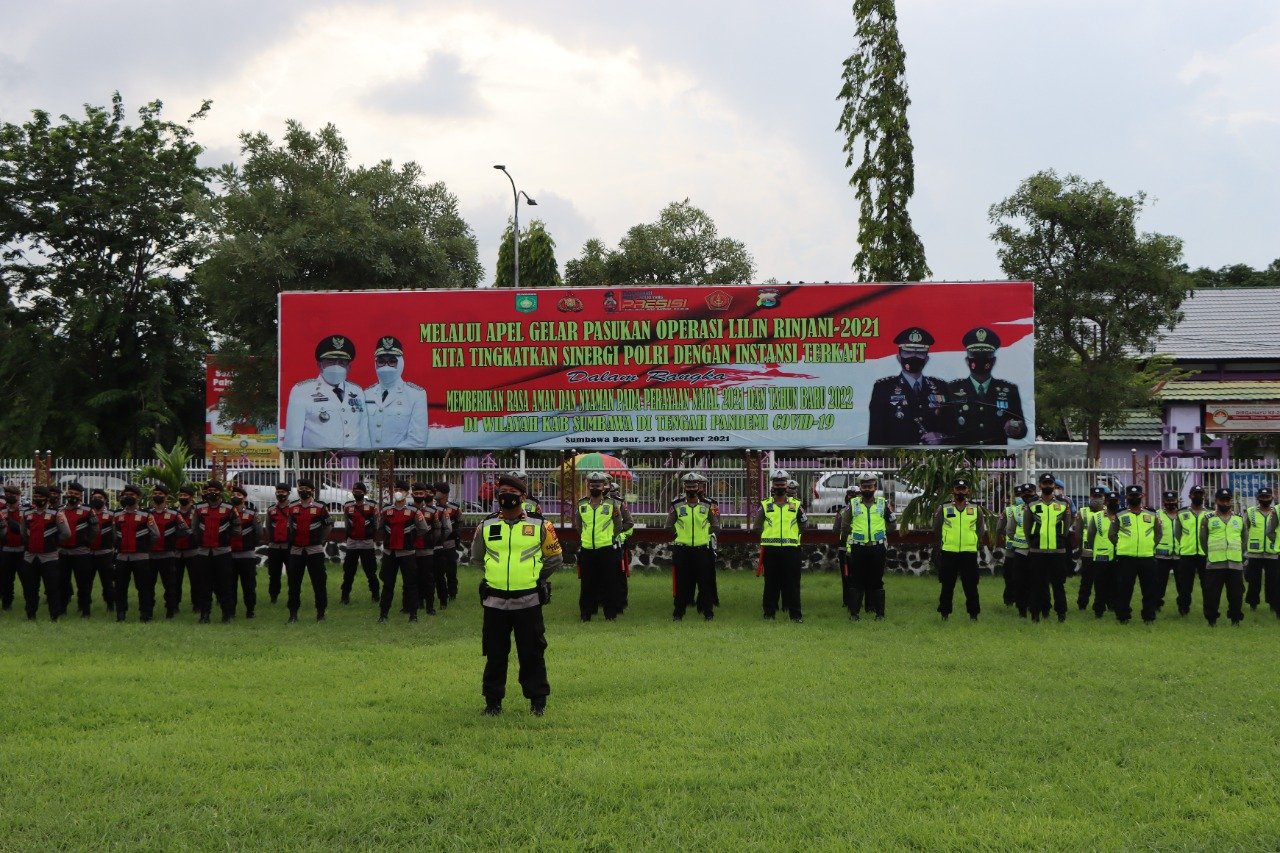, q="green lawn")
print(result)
[2,566,1279,850]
